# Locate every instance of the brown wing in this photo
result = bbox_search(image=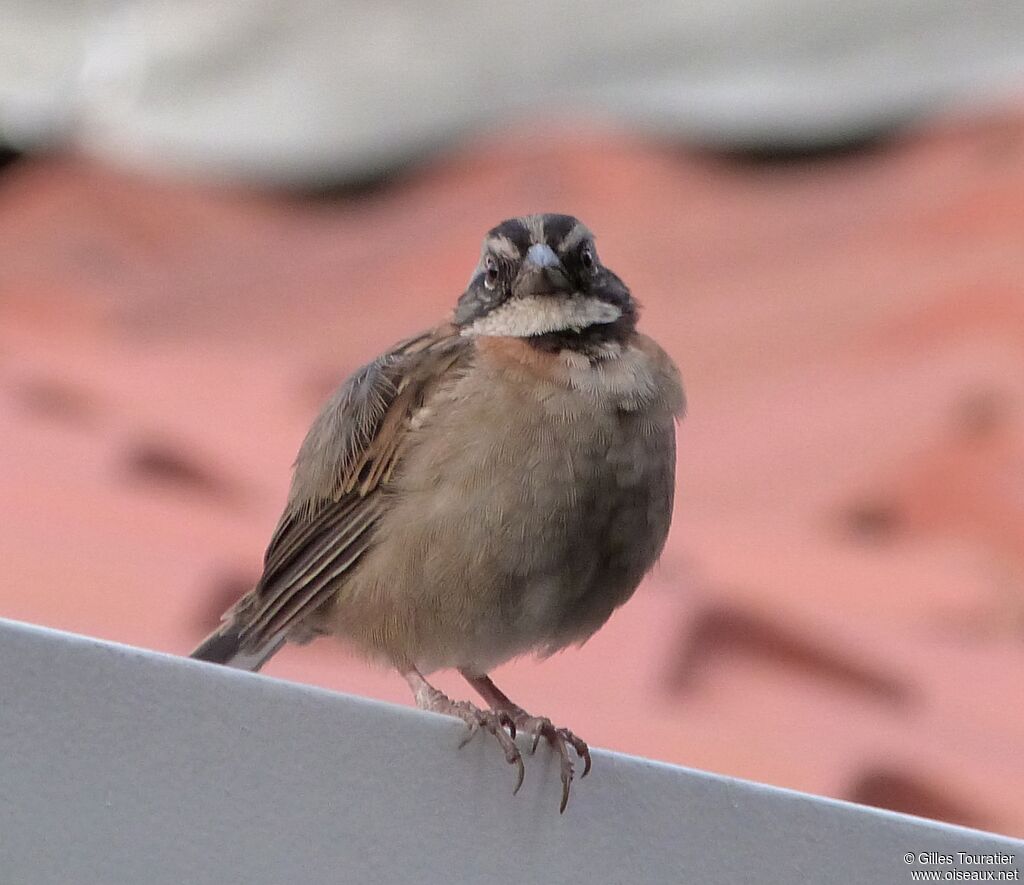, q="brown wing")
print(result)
[227,324,470,652]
